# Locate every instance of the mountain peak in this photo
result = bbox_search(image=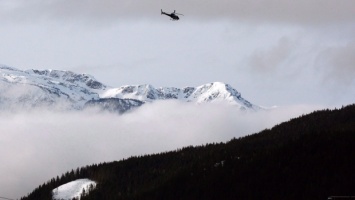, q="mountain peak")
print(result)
[102,82,260,111]
[27,69,106,90]
[0,66,261,112]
